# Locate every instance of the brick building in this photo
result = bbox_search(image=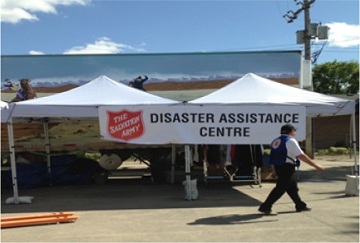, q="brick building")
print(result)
[313,95,359,150]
